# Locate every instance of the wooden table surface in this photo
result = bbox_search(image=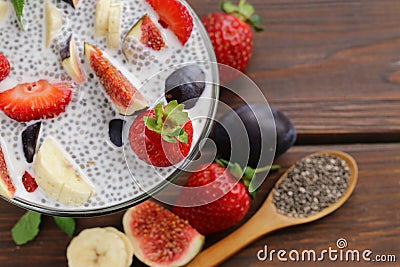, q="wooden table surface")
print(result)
[1,0,399,266]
